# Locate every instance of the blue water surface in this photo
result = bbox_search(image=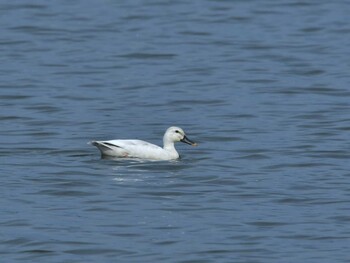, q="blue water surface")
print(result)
[1,1,350,262]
